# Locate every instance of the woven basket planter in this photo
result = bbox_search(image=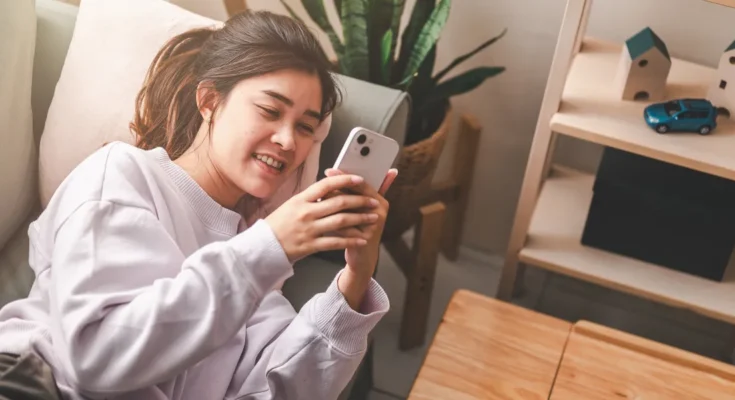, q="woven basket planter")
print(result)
[383,107,452,240]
